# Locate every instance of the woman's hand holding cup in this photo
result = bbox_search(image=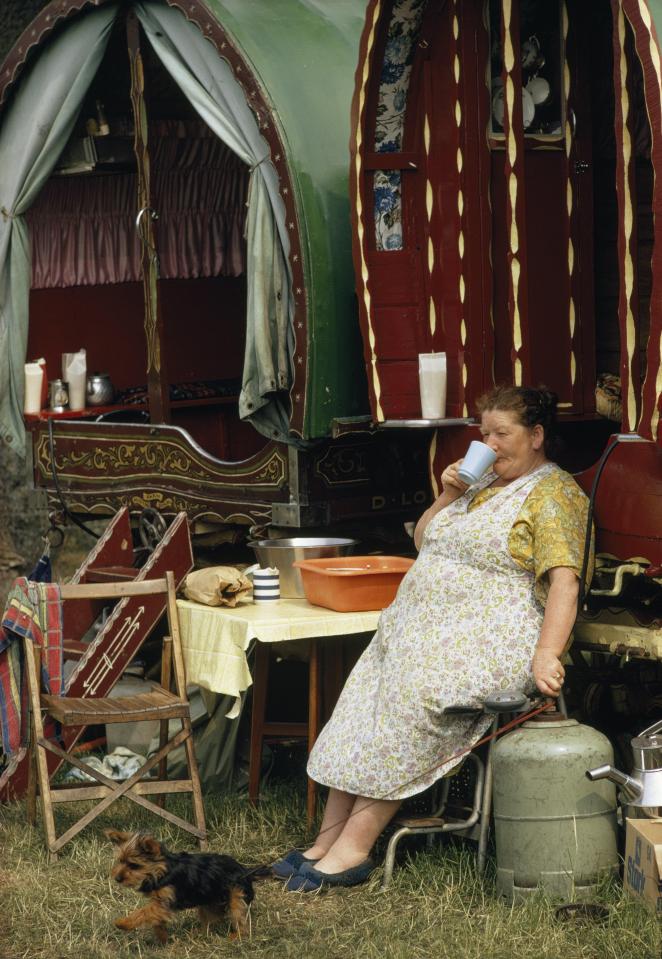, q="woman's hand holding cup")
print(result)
[441,460,469,501]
